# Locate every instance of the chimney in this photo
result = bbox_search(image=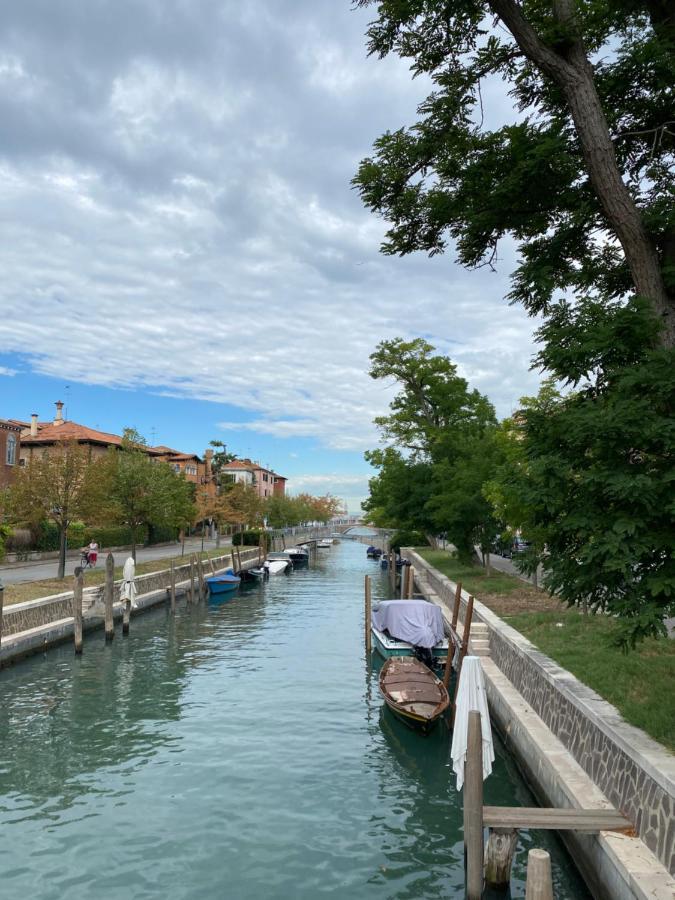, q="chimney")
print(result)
[204,448,213,477]
[54,400,64,425]
[30,413,38,437]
